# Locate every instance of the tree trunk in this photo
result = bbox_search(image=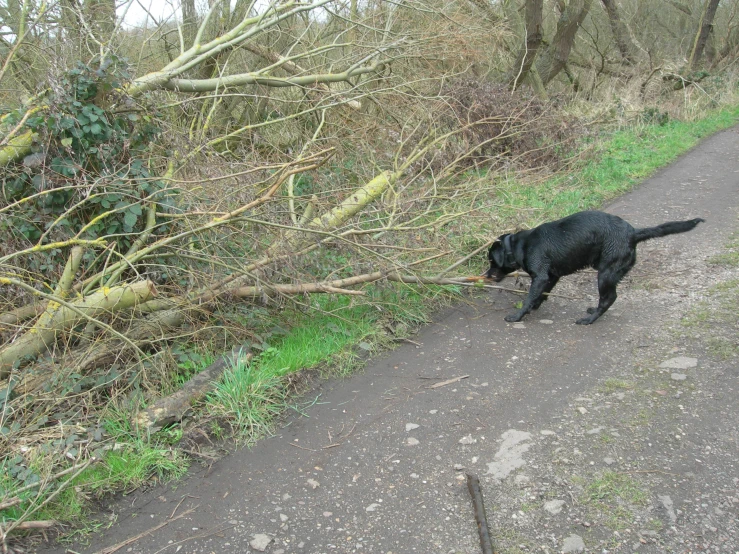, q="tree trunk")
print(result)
[536,0,593,86]
[600,0,637,64]
[507,0,544,90]
[181,0,197,50]
[0,281,156,378]
[715,25,739,67]
[85,0,116,38]
[689,0,720,70]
